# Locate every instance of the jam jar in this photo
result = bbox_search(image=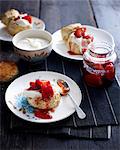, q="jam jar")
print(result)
[83,42,117,87]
